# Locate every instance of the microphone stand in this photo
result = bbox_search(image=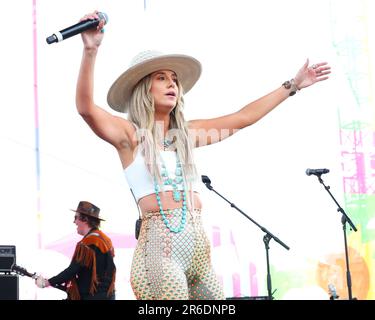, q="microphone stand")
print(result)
[201,175,289,300]
[314,174,357,300]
